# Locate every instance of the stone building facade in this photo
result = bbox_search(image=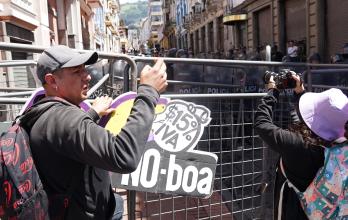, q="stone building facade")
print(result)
[0,0,122,90]
[163,0,348,62]
[231,0,348,62]
[148,0,164,49]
